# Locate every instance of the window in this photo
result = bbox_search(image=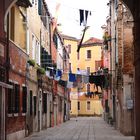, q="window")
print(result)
[14,84,20,113]
[32,35,35,59]
[30,90,33,115]
[68,44,71,54]
[34,96,37,116]
[36,41,40,65]
[8,82,20,114]
[87,67,90,75]
[95,60,101,71]
[87,50,91,59]
[78,101,80,110]
[8,82,14,113]
[77,52,80,60]
[22,86,27,113]
[43,93,47,113]
[87,101,90,110]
